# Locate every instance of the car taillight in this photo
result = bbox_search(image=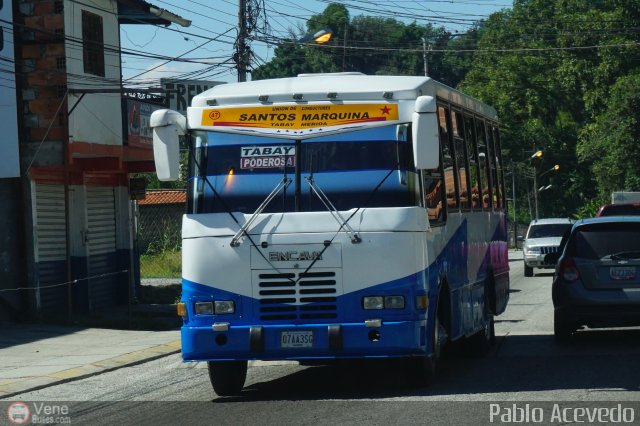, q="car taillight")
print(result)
[559,257,579,282]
